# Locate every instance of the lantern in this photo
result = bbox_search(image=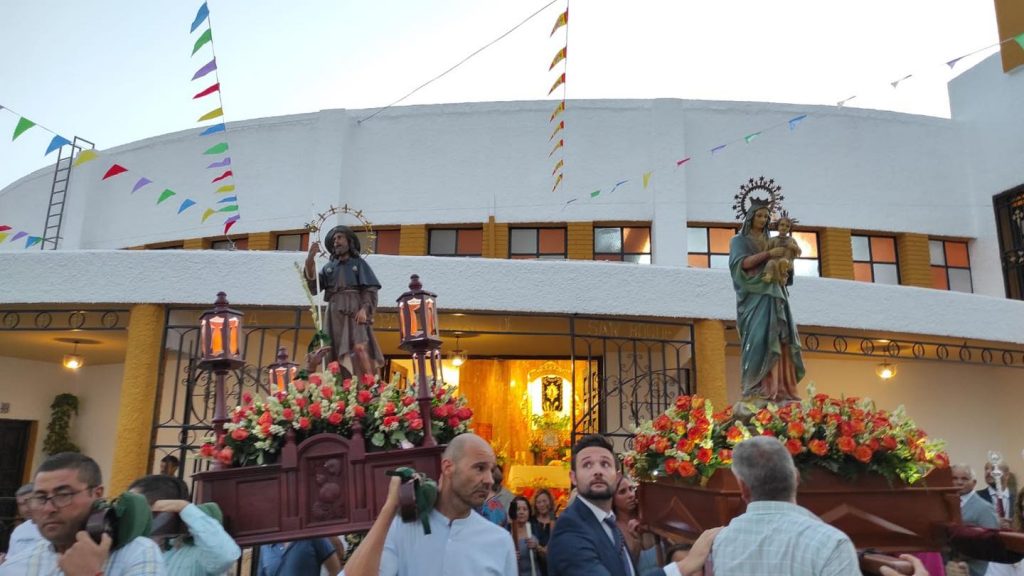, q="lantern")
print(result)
[267,346,299,392]
[396,275,441,353]
[198,291,245,372]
